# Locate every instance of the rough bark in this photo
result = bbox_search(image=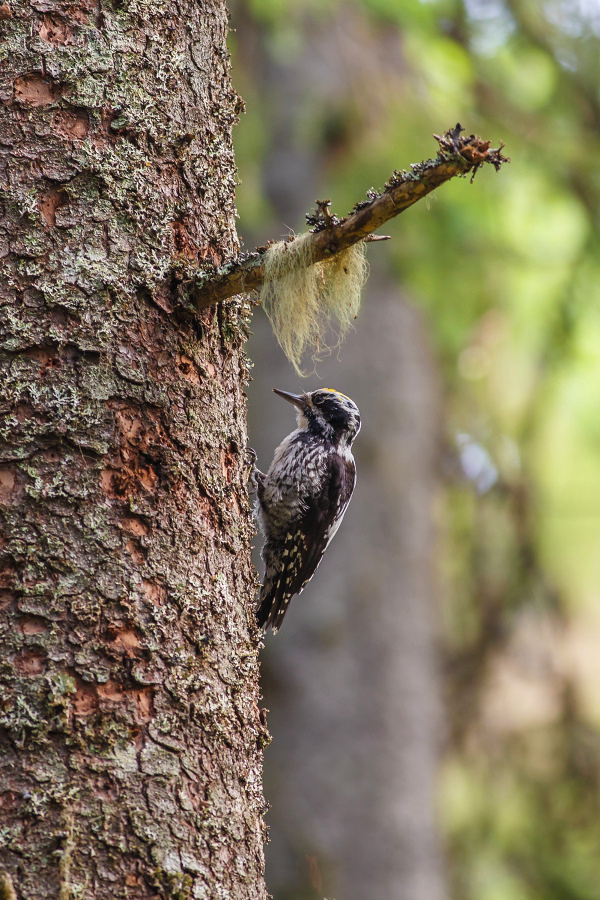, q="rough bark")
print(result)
[0,2,267,898]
